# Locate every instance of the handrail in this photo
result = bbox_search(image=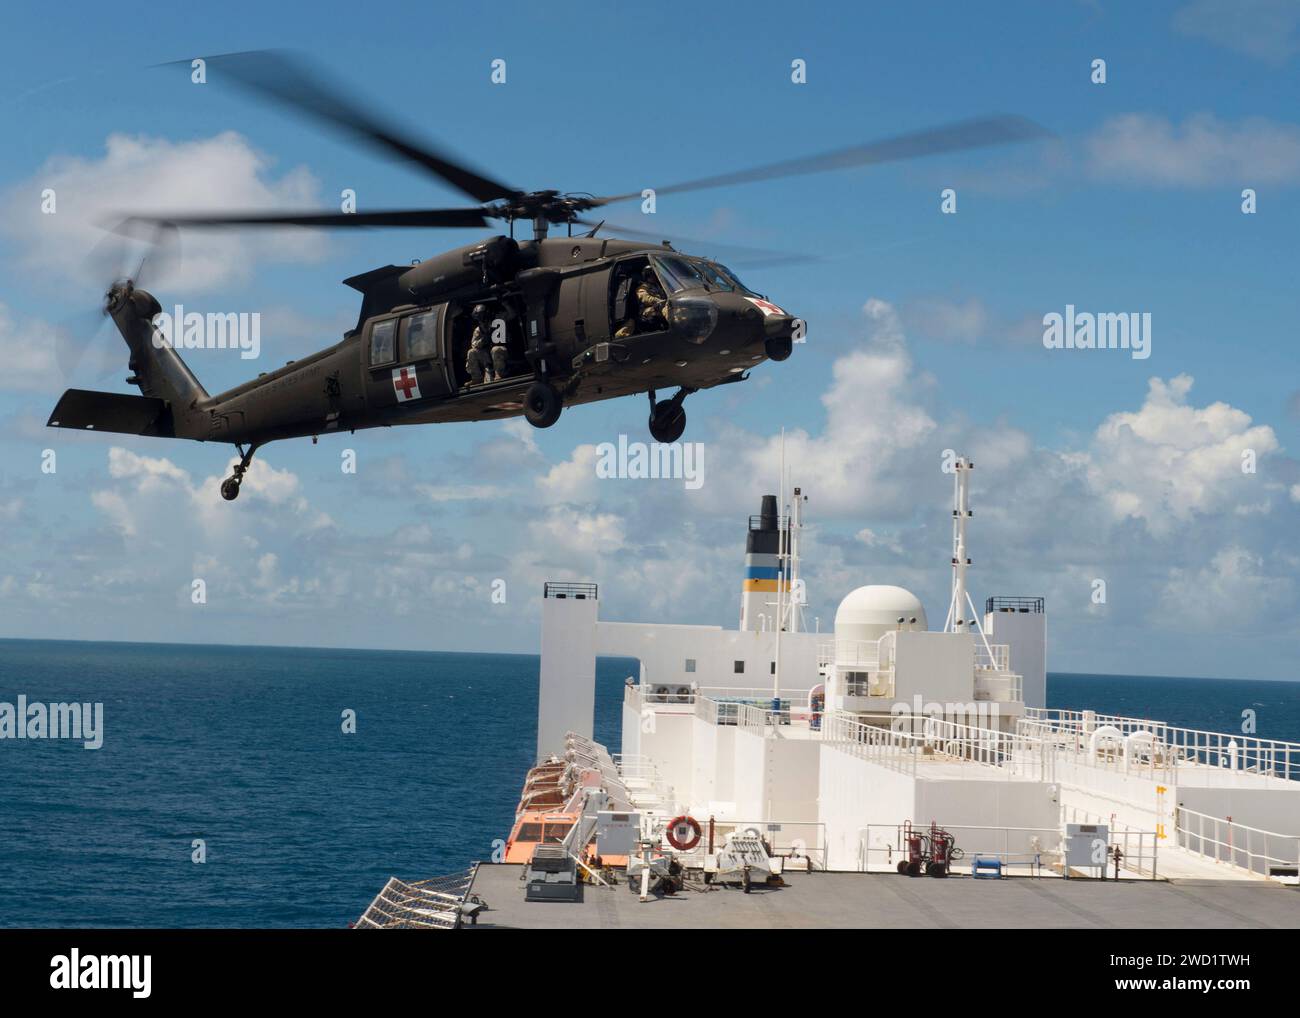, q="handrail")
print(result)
[821,710,1054,781]
[1175,806,1300,880]
[1022,708,1300,783]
